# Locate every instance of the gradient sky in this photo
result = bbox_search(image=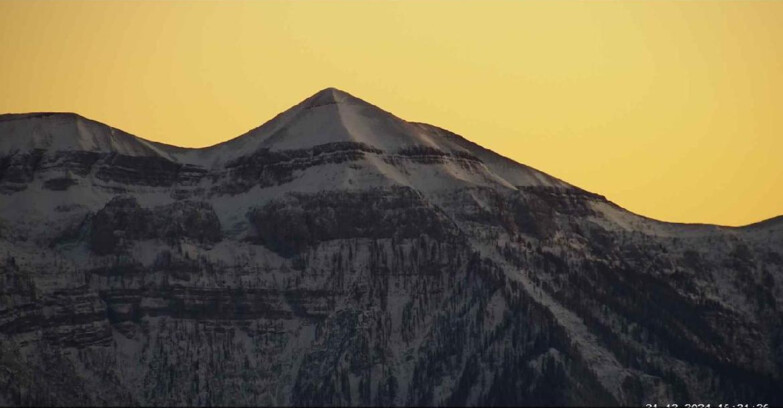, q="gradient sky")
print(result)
[1,1,781,226]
